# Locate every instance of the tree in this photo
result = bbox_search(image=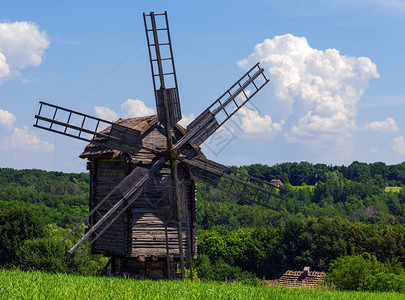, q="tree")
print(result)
[0,207,45,266]
[347,161,371,182]
[325,254,383,290]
